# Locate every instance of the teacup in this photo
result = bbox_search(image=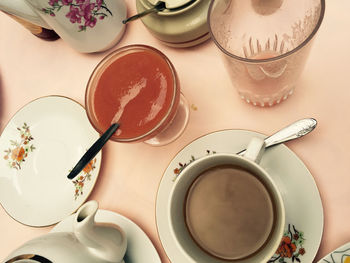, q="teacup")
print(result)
[168,137,285,262]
